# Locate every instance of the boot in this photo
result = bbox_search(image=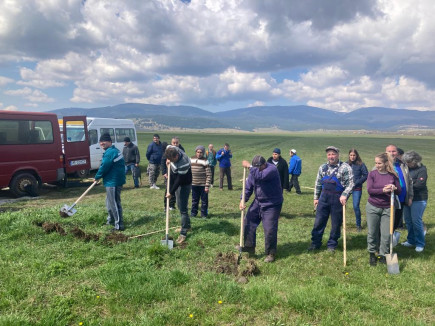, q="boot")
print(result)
[369,253,377,266]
